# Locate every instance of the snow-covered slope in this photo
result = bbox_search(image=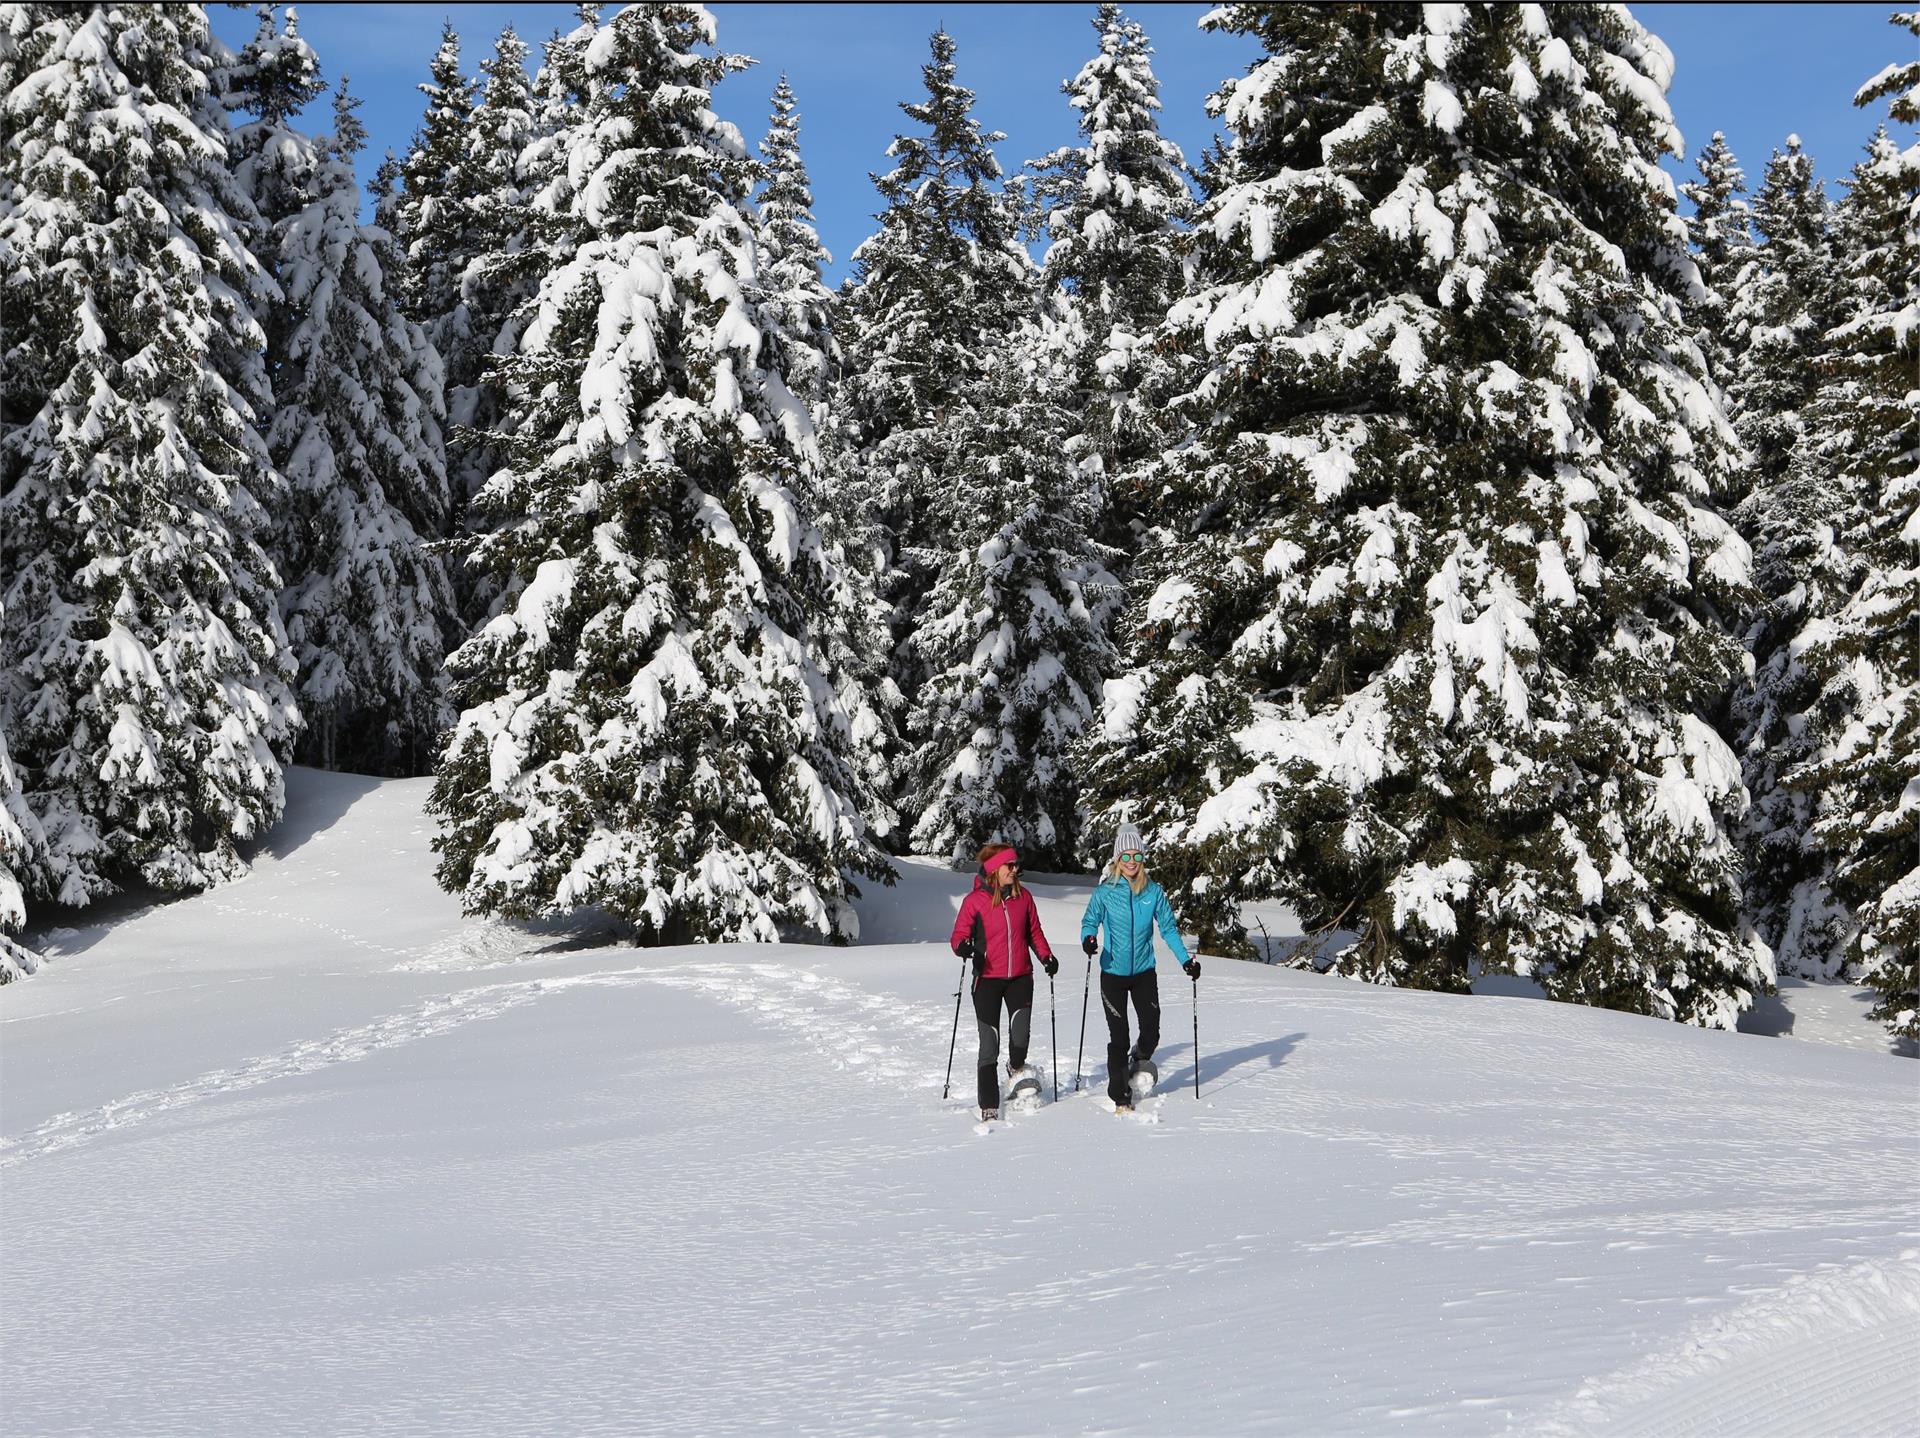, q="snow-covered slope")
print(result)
[4,769,1917,1436]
